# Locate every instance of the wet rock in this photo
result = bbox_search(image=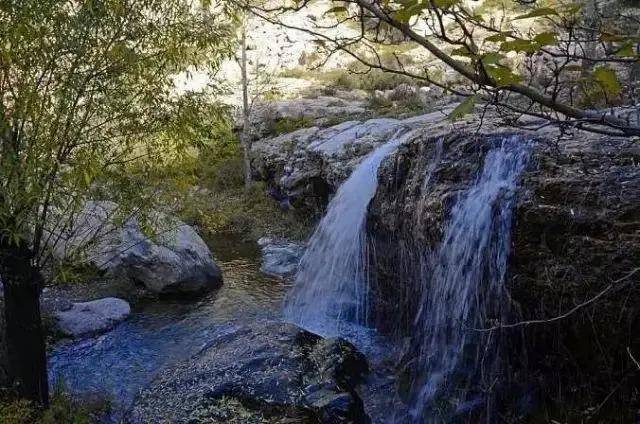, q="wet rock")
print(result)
[366,128,640,419]
[49,201,223,295]
[251,110,454,214]
[127,322,369,423]
[54,297,130,338]
[257,237,305,278]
